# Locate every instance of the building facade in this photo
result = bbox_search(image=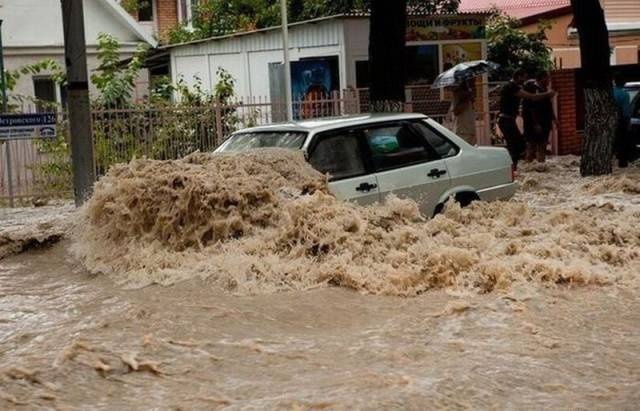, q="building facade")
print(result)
[460,0,640,69]
[124,0,196,42]
[166,14,488,99]
[1,0,156,107]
